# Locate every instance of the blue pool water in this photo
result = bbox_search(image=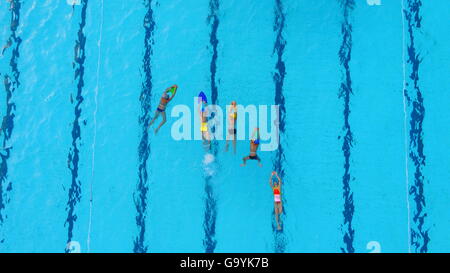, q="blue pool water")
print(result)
[0,0,449,253]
